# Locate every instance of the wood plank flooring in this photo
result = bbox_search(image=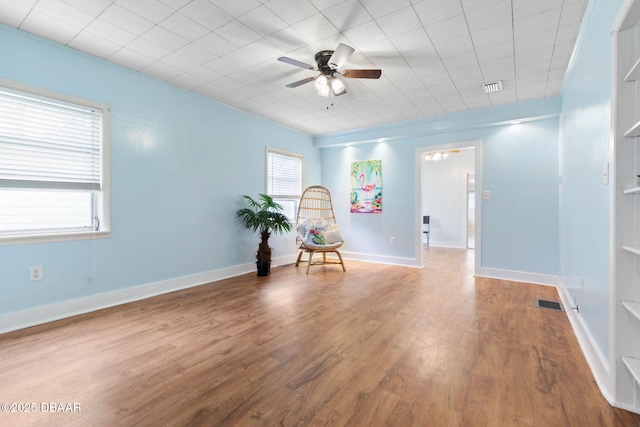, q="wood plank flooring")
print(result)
[1,248,640,426]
